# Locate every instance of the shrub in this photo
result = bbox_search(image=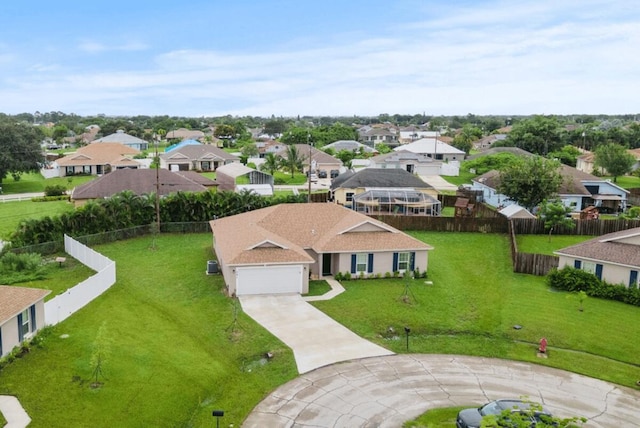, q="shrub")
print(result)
[1,252,42,272]
[44,185,67,196]
[334,272,343,281]
[384,272,392,279]
[375,273,382,279]
[393,271,400,278]
[413,267,420,278]
[343,272,351,281]
[547,266,597,292]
